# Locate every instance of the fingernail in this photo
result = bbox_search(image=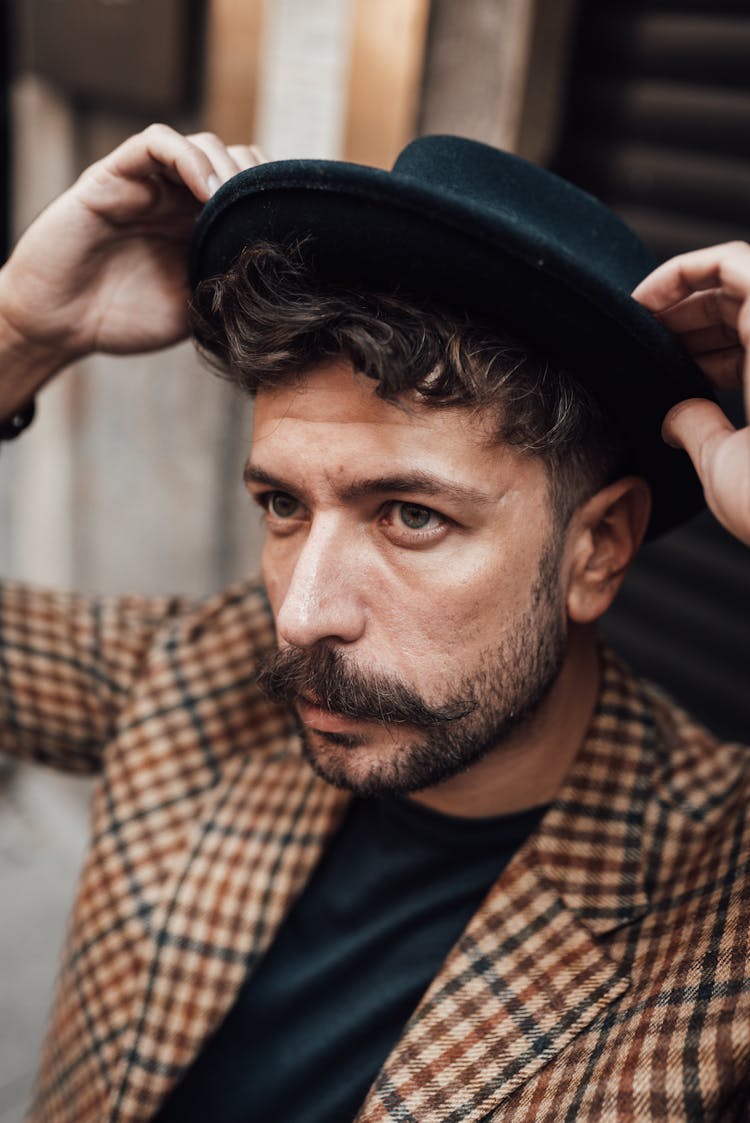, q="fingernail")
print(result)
[207,173,221,196]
